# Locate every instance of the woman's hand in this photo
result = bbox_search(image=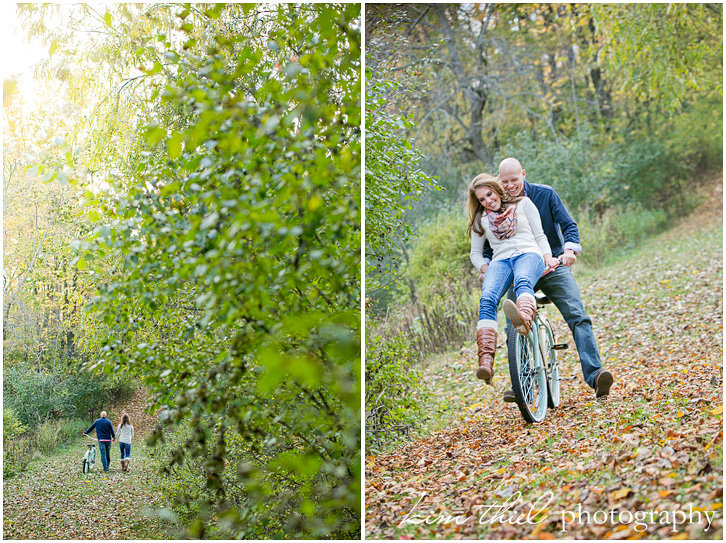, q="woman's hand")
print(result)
[479,263,488,283]
[544,255,559,270]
